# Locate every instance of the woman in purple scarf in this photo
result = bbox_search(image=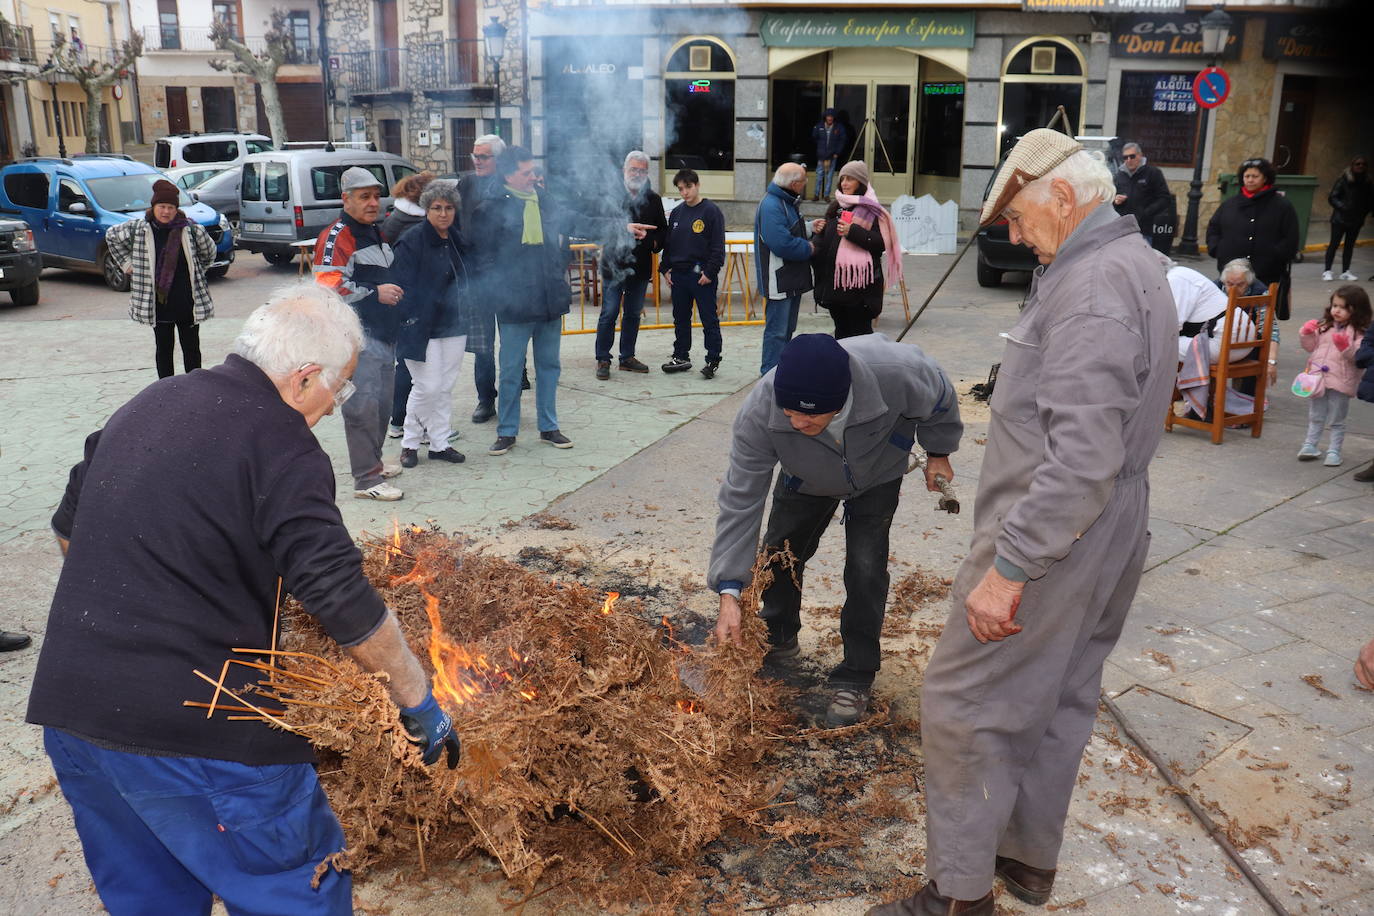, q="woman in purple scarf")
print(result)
[106,179,216,377]
[809,160,903,339]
